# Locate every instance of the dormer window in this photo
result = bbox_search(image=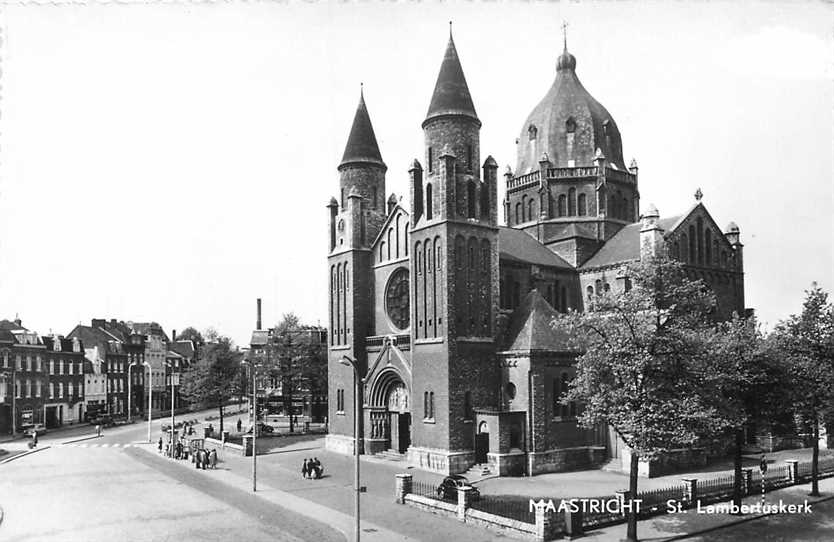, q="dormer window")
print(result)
[565,117,576,133]
[528,125,538,141]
